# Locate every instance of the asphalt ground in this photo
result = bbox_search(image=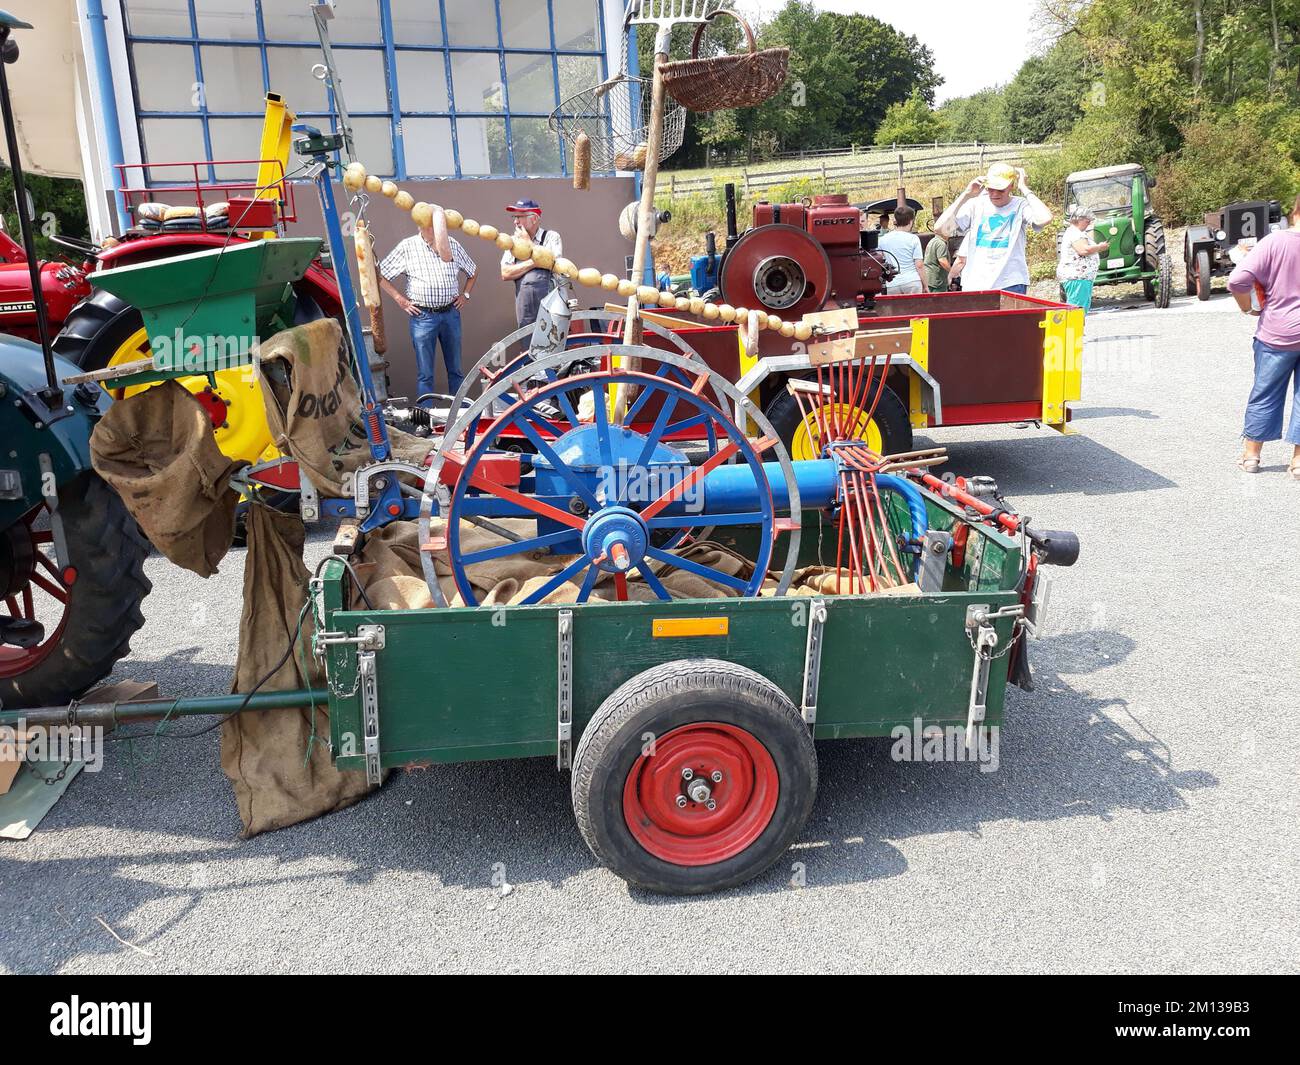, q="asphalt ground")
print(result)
[2,285,1297,974]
